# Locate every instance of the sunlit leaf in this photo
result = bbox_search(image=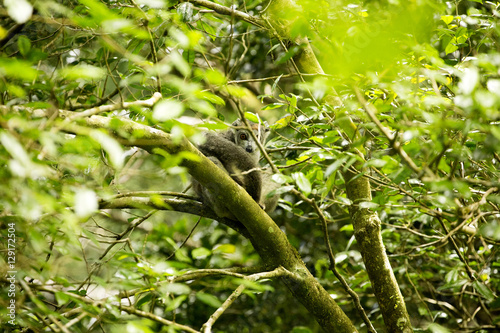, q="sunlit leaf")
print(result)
[292,172,311,195]
[74,188,98,218]
[427,323,451,333]
[4,0,32,23]
[0,58,37,80]
[244,112,260,124]
[213,244,235,254]
[262,103,285,110]
[441,15,454,25]
[59,64,105,80]
[153,99,185,121]
[55,292,70,306]
[91,131,124,169]
[162,283,191,295]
